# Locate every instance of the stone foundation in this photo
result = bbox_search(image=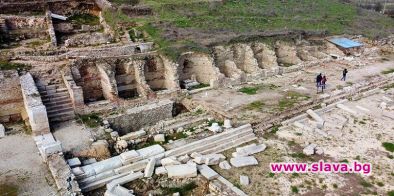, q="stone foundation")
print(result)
[0,71,24,123]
